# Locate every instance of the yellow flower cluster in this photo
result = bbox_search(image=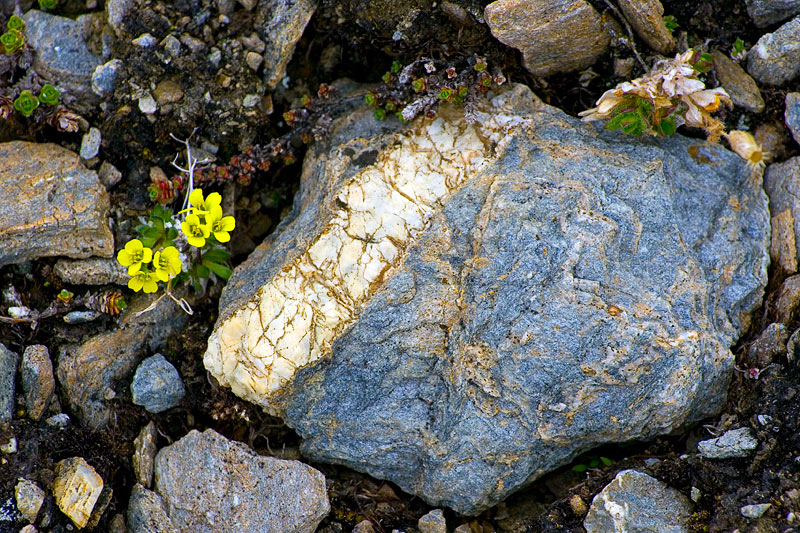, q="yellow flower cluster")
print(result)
[117,240,182,293]
[180,189,236,247]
